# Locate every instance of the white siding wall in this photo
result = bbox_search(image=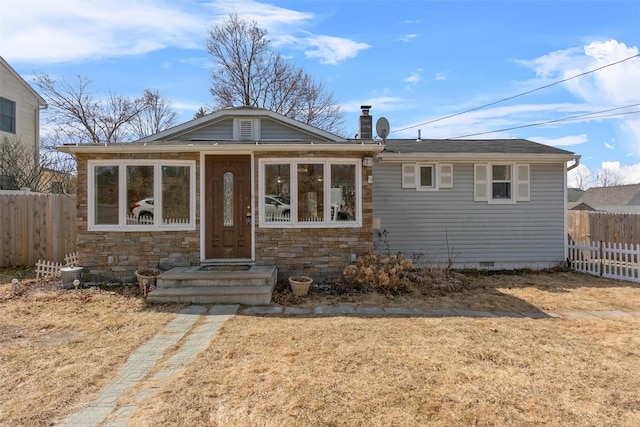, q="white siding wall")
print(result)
[0,62,41,152]
[373,162,567,269]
